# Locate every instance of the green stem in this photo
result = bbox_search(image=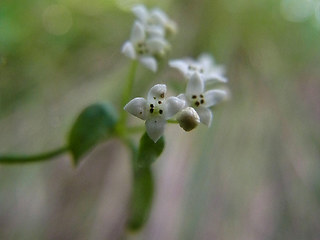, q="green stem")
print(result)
[167,119,178,124]
[0,146,68,164]
[119,60,138,128]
